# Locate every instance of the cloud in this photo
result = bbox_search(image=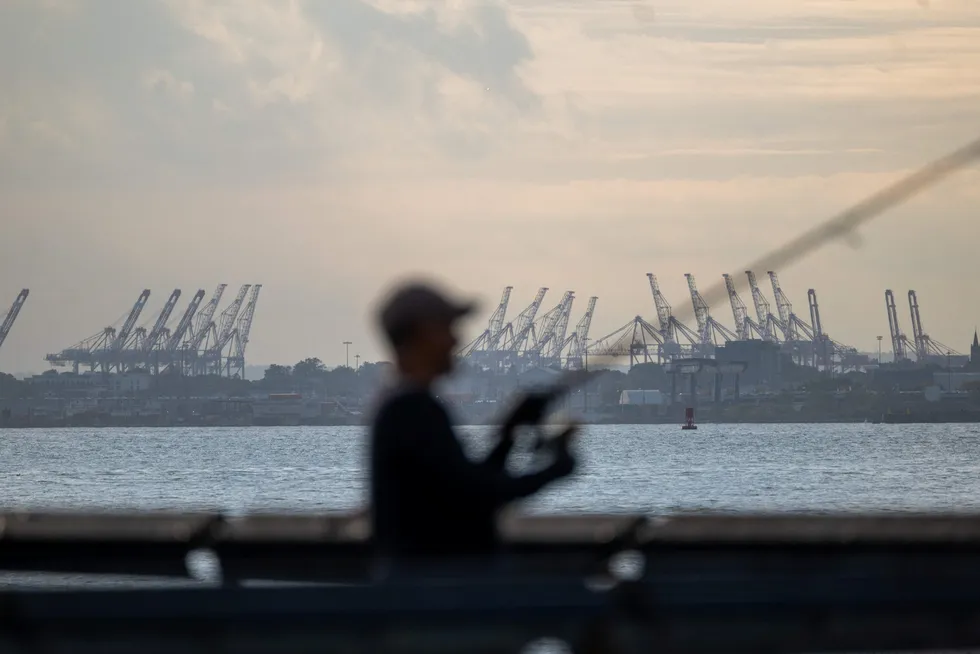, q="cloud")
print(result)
[141,69,195,102]
[0,0,979,372]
